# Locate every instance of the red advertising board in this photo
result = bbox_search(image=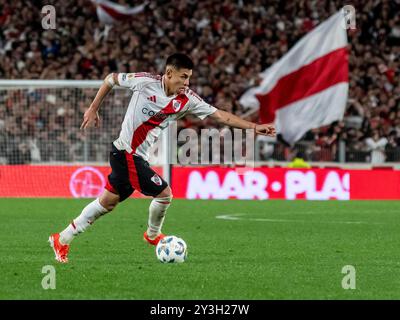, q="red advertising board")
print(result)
[171,167,400,200]
[0,165,162,198]
[0,165,399,200]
